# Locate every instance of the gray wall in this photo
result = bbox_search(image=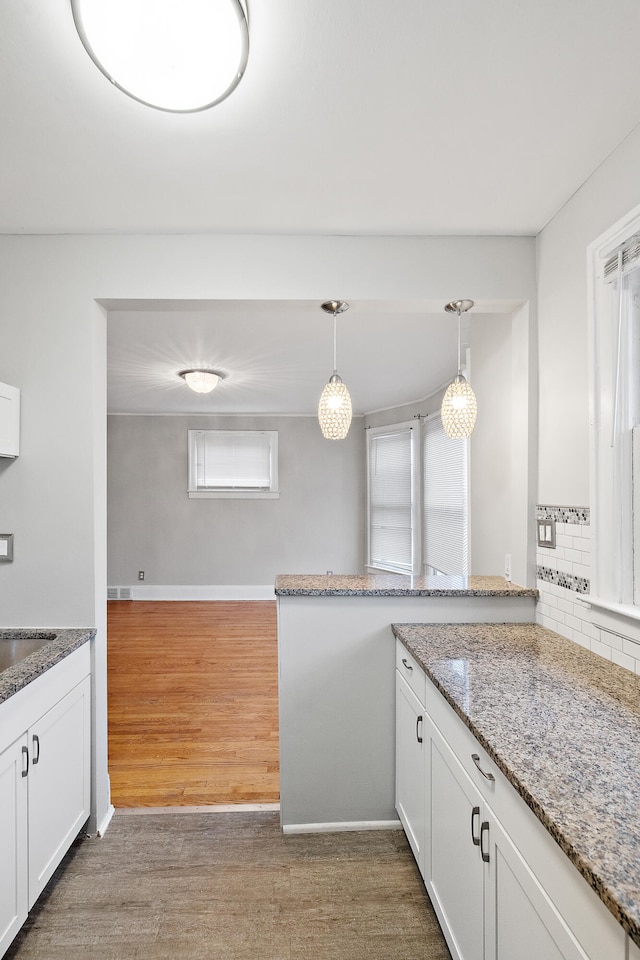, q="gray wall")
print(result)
[108,414,366,586]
